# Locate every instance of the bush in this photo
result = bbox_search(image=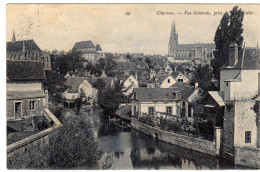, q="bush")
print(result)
[7,115,100,169]
[47,115,100,169]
